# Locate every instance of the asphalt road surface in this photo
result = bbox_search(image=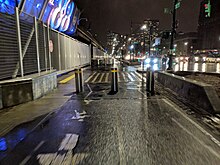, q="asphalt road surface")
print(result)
[0,68,220,165]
